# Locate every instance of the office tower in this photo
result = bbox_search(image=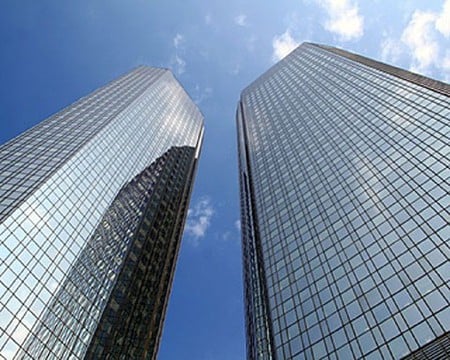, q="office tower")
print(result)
[0,66,204,359]
[237,43,449,359]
